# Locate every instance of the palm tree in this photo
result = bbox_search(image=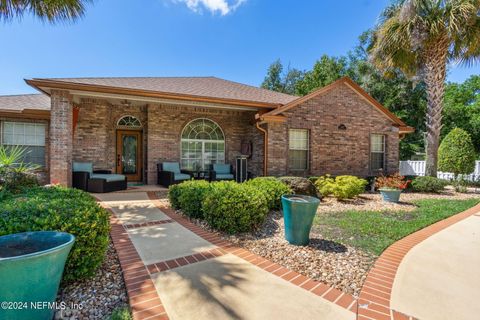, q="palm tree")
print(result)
[0,0,92,23]
[370,0,480,176]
